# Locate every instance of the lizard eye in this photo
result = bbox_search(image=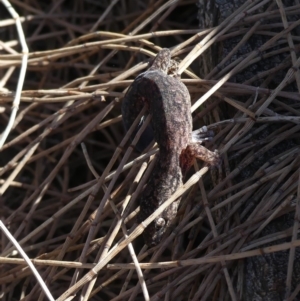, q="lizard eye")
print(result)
[156,218,166,228]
